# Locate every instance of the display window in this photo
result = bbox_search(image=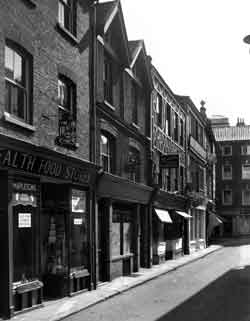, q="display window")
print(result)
[70,189,89,272]
[112,210,132,257]
[12,182,39,285]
